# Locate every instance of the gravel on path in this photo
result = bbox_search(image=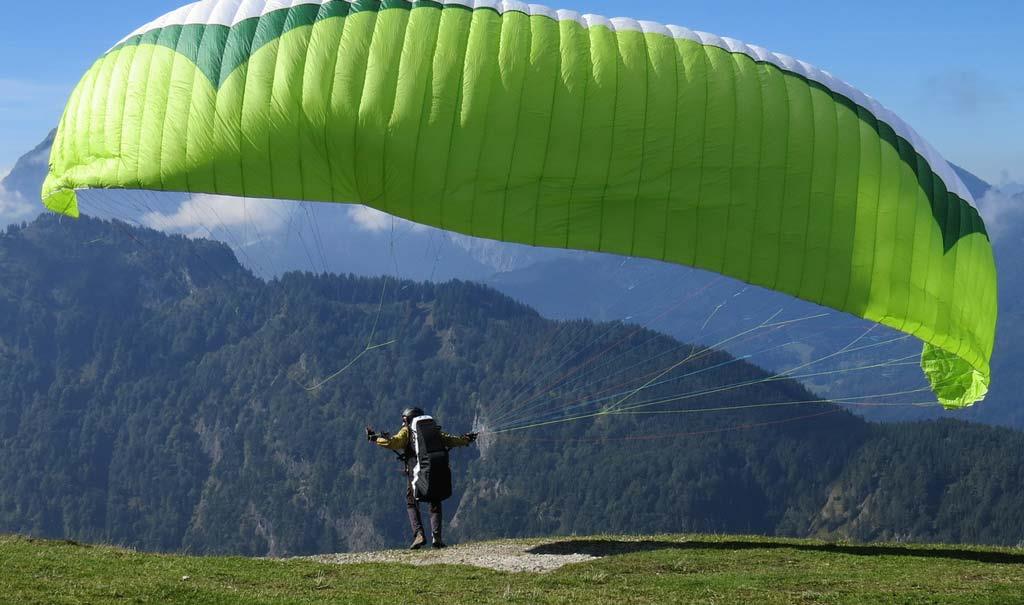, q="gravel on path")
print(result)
[301,539,600,573]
